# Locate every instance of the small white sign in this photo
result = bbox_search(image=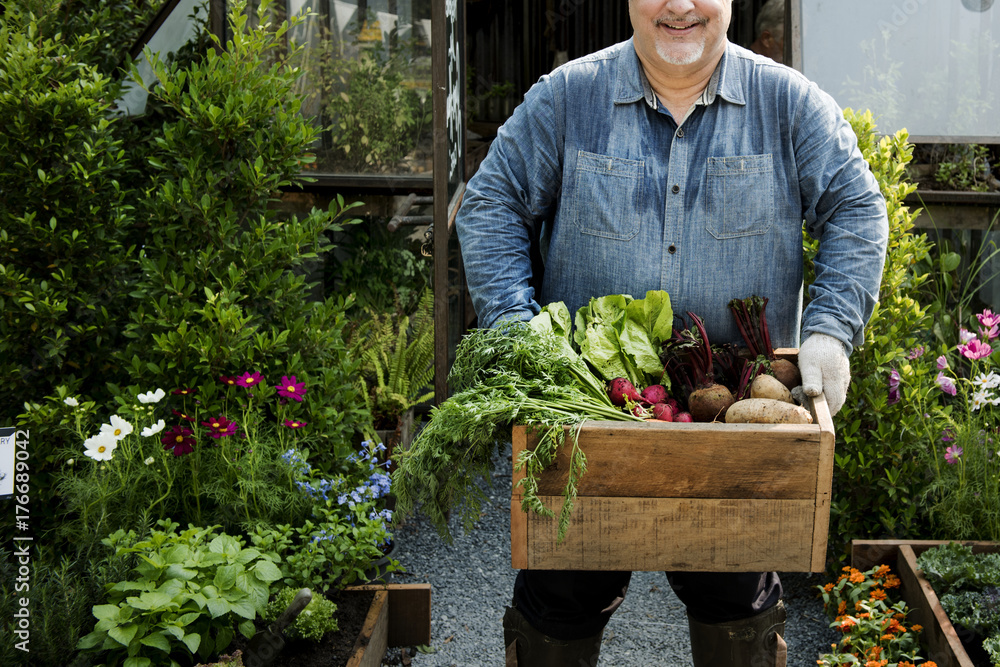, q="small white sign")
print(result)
[0,427,15,497]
